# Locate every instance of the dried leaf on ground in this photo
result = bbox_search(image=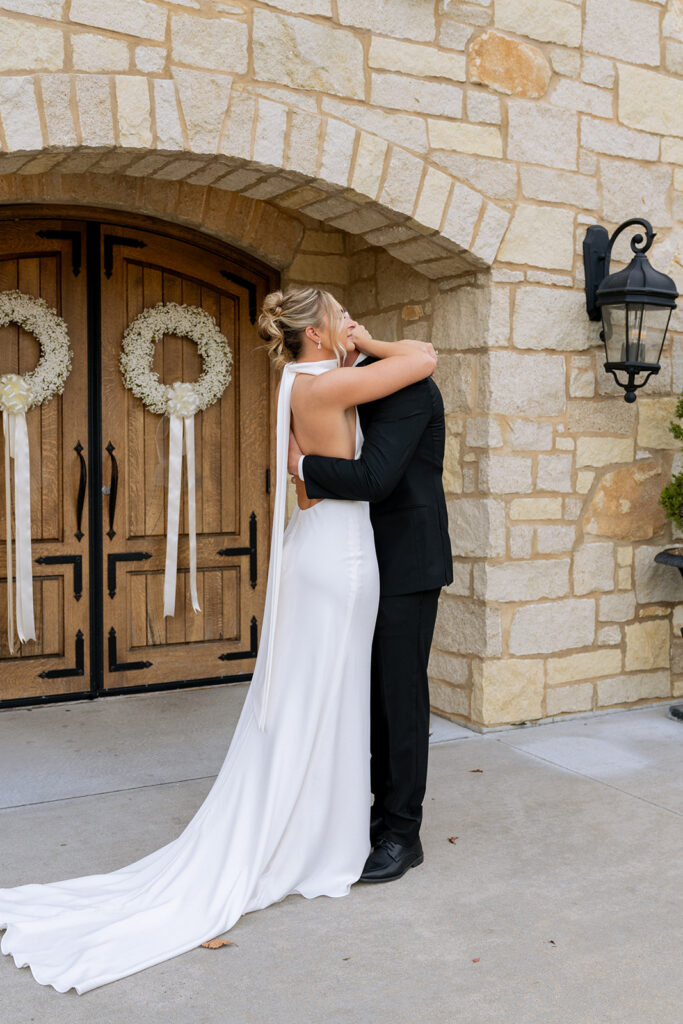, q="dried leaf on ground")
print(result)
[200,938,237,949]
[448,836,459,844]
[469,769,484,773]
